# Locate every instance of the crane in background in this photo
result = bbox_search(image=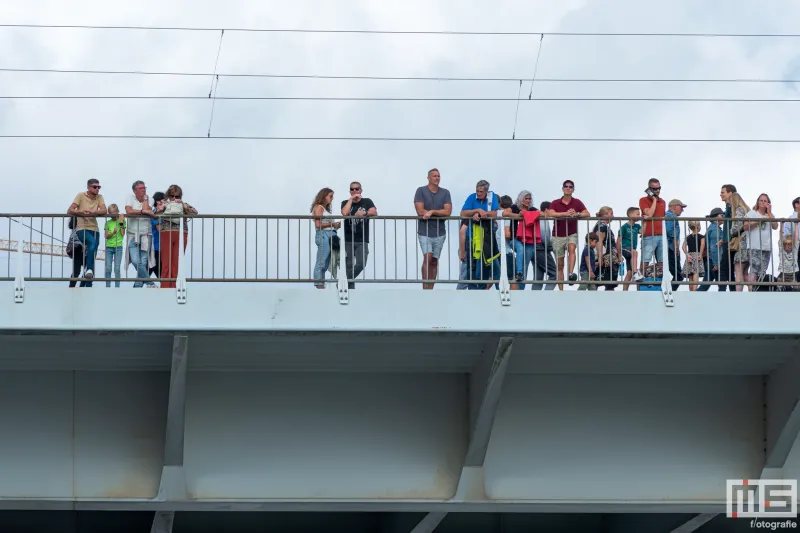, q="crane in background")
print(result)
[0,239,106,261]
